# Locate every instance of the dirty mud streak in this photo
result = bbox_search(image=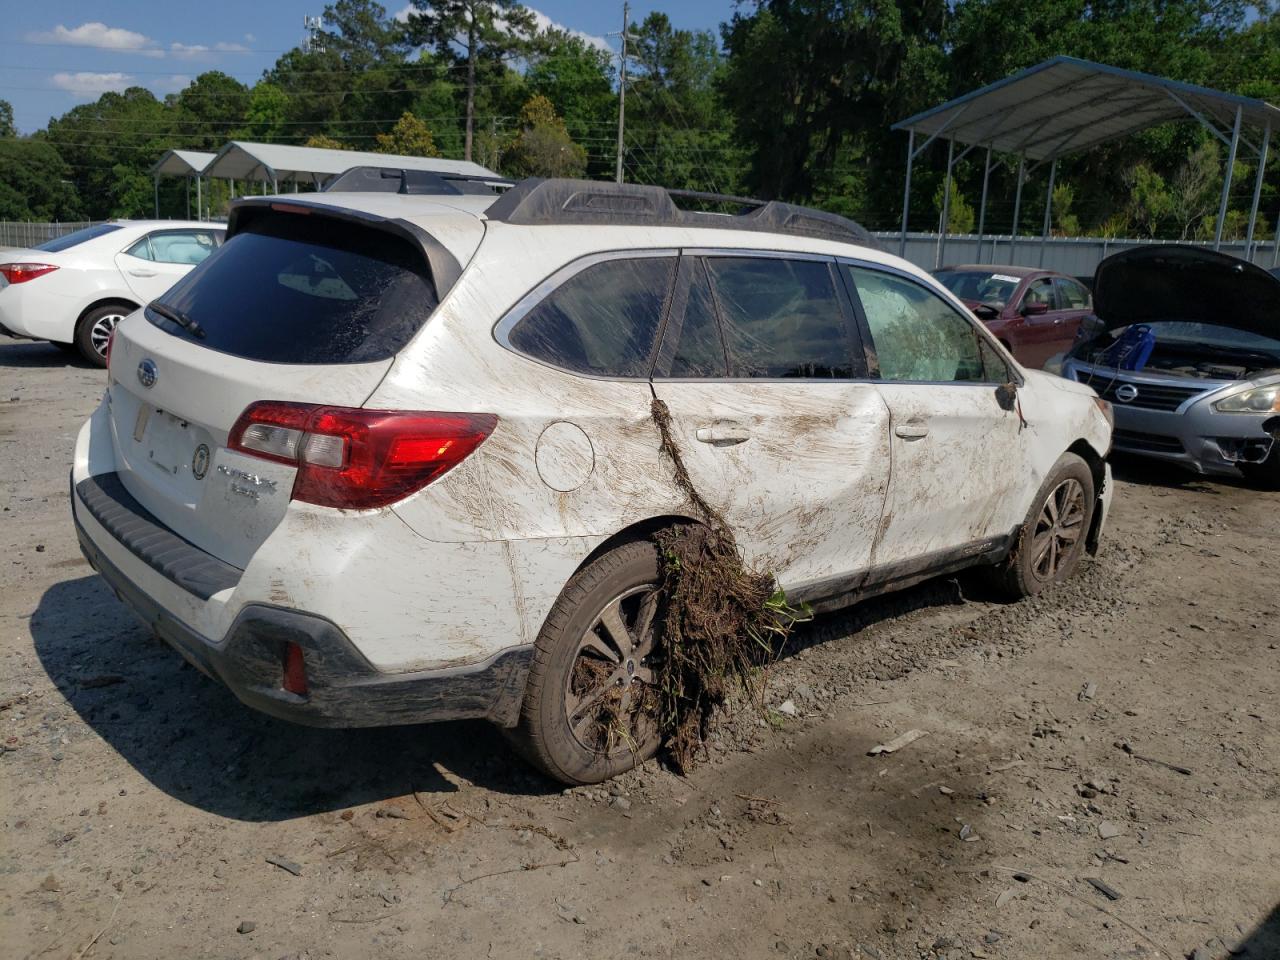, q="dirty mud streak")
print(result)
[648,396,799,773]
